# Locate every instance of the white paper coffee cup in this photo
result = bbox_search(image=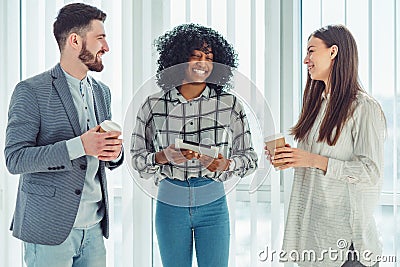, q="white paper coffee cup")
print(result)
[99,120,122,133]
